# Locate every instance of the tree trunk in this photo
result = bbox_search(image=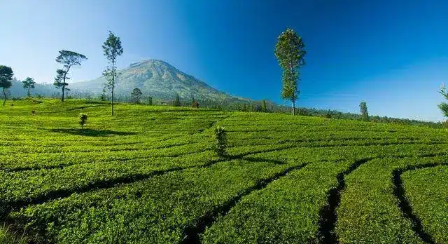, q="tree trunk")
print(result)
[292,100,296,116]
[111,89,114,116]
[2,88,6,106]
[61,66,70,103]
[111,60,116,116]
[62,85,65,102]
